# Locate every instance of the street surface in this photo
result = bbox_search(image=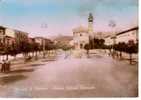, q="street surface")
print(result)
[0,50,138,97]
